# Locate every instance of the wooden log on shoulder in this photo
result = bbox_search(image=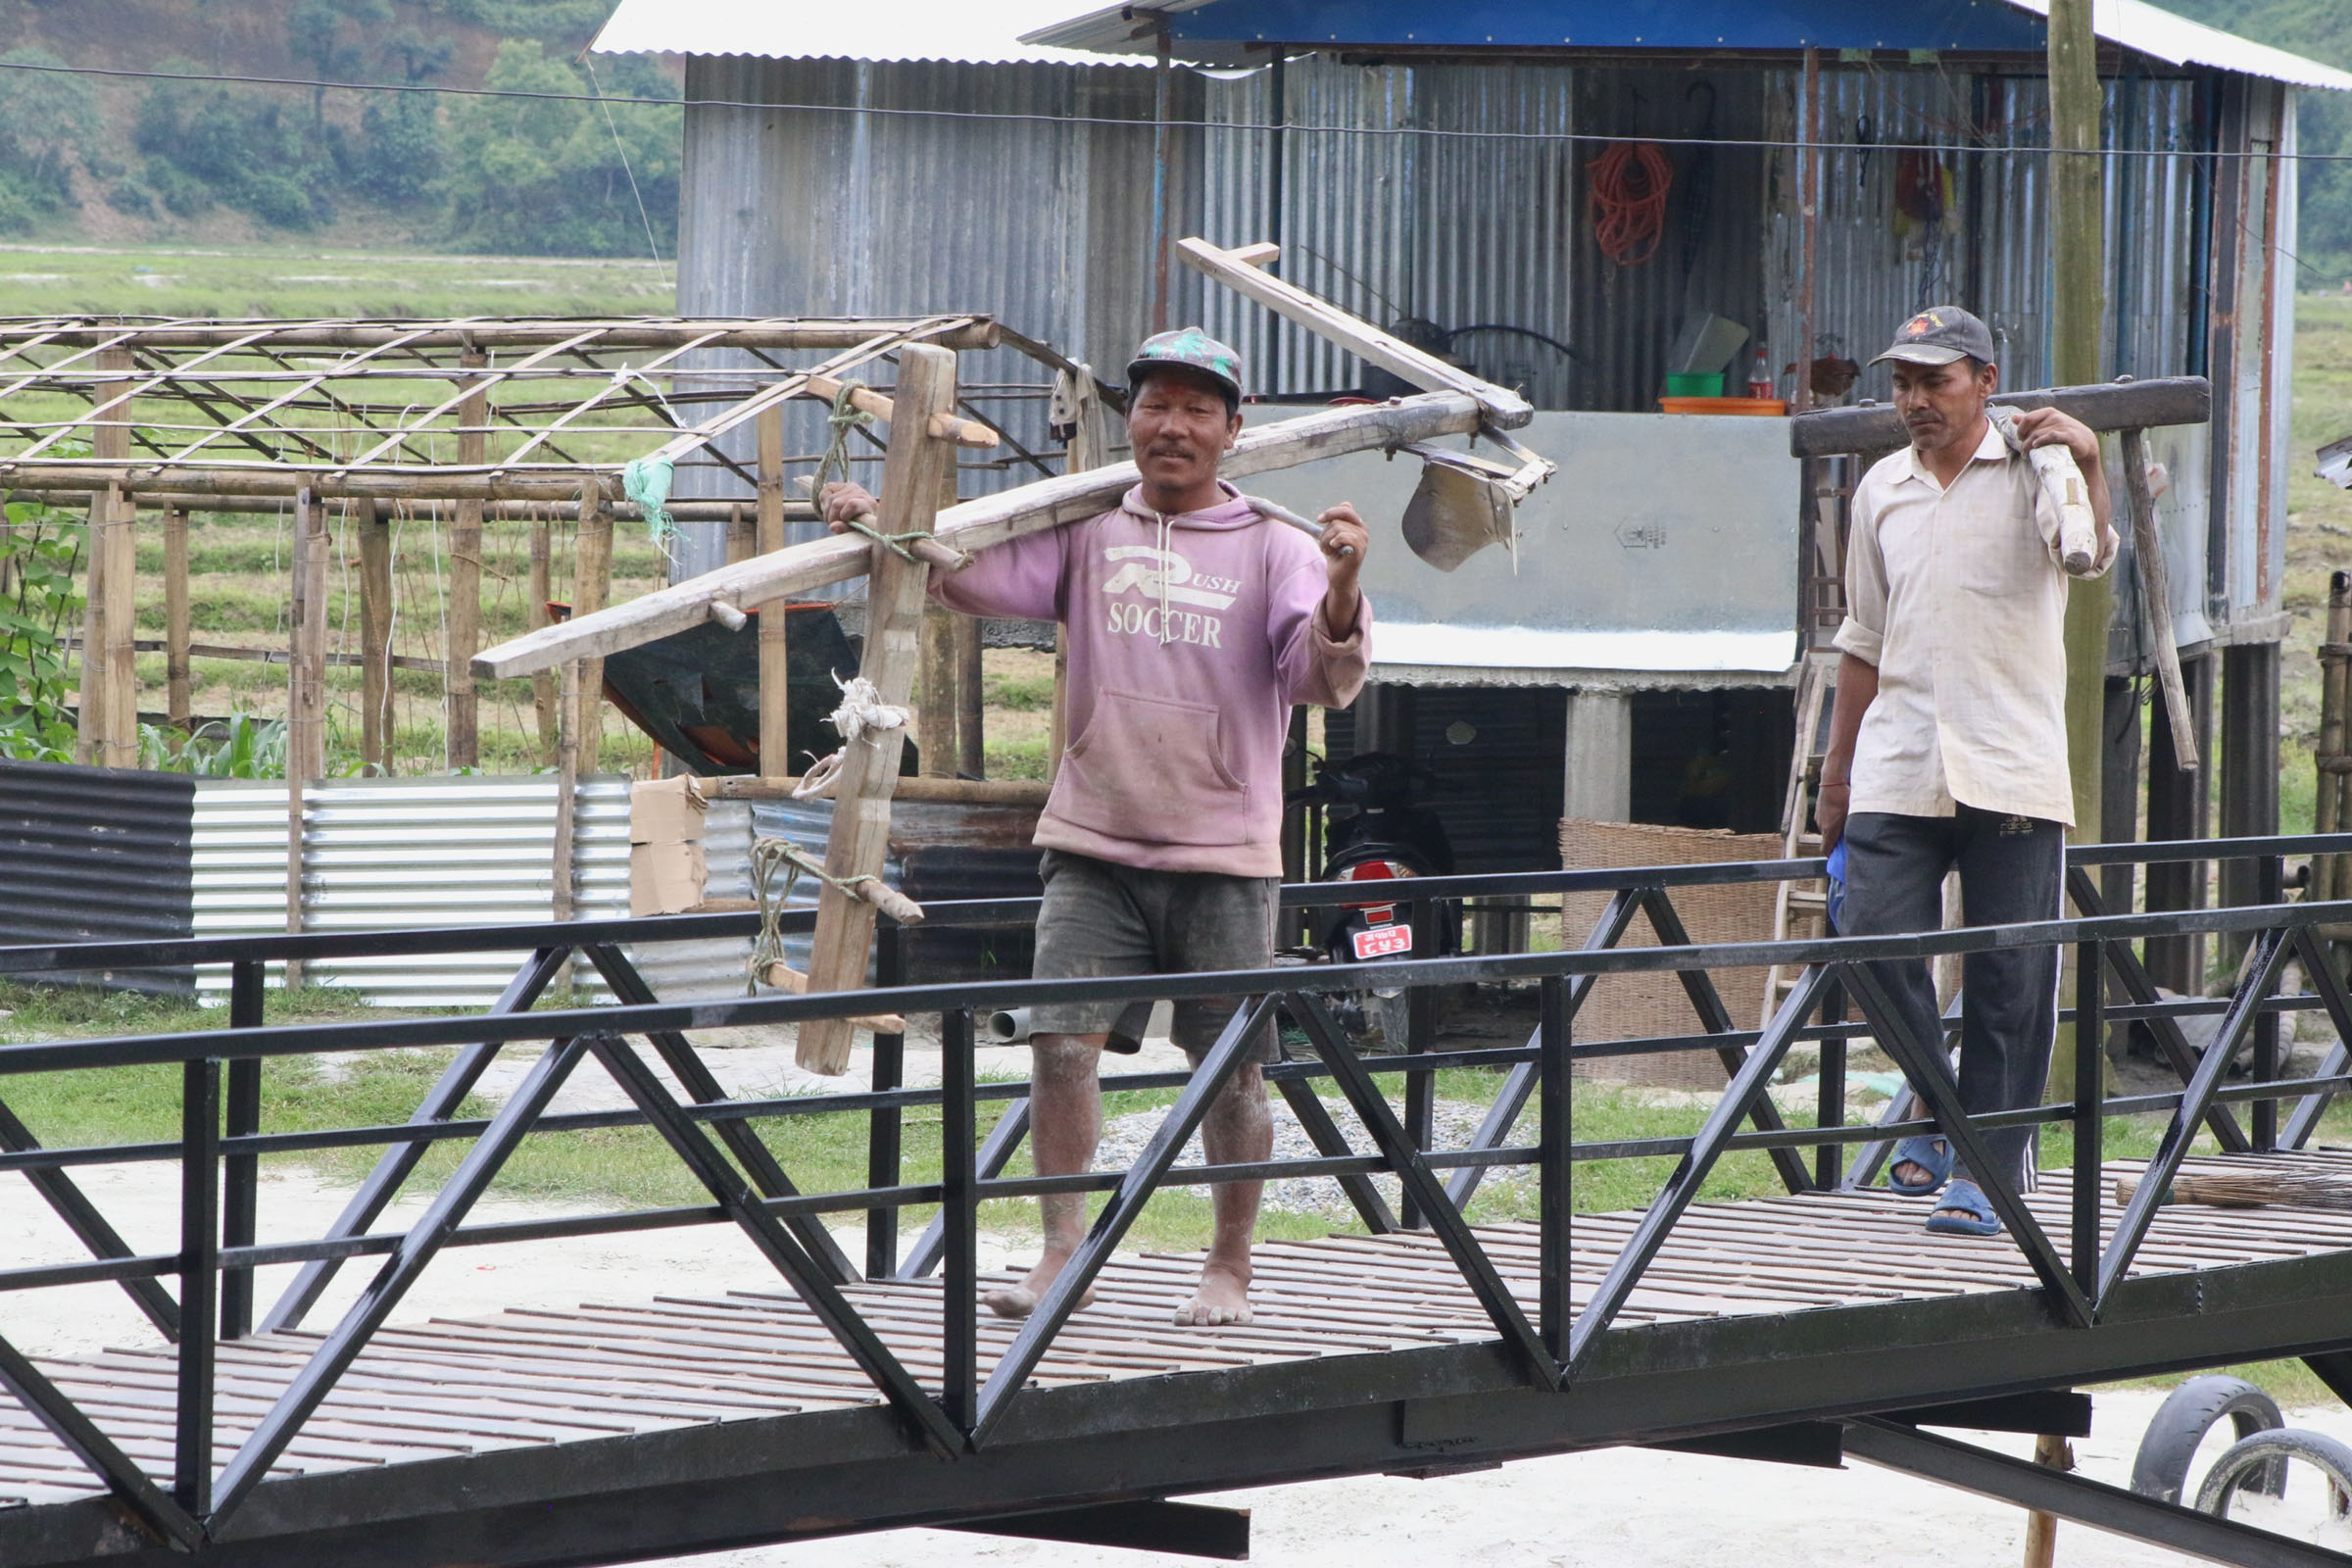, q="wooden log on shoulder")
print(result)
[1788,375,2211,458]
[471,391,1484,680]
[1175,237,1535,428]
